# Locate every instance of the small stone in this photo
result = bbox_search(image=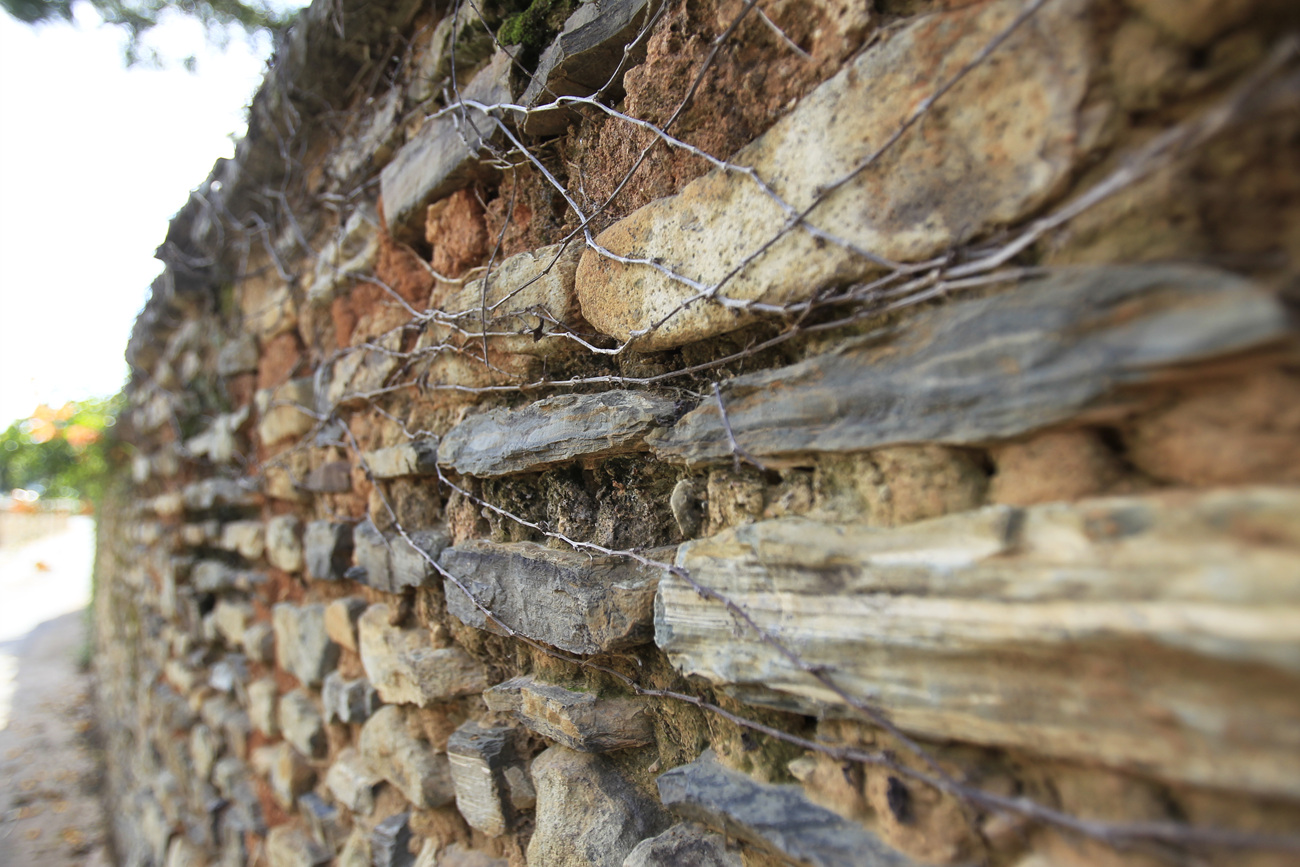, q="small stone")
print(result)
[657,751,924,867]
[372,812,416,867]
[441,541,663,655]
[359,705,456,808]
[504,765,536,811]
[193,560,265,593]
[217,333,258,376]
[422,843,507,867]
[325,747,383,815]
[242,622,275,664]
[303,460,353,493]
[622,823,743,867]
[279,689,327,759]
[183,478,259,511]
[256,378,317,446]
[484,676,653,752]
[210,654,250,693]
[447,721,519,836]
[528,746,669,867]
[364,438,439,478]
[359,603,488,705]
[213,600,254,648]
[273,603,339,687]
[218,520,265,560]
[353,519,450,593]
[304,520,354,581]
[266,825,331,867]
[324,596,368,652]
[247,677,279,738]
[191,724,222,780]
[266,514,304,572]
[266,742,316,811]
[337,828,372,867]
[322,670,381,725]
[437,390,678,478]
[299,791,346,851]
